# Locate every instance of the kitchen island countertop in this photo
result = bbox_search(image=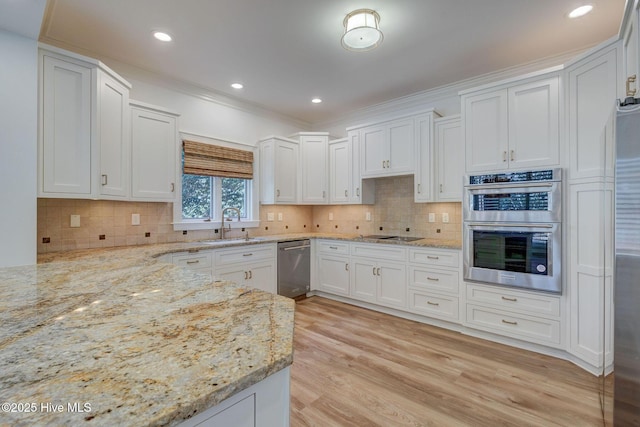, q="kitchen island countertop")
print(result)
[0,244,295,426]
